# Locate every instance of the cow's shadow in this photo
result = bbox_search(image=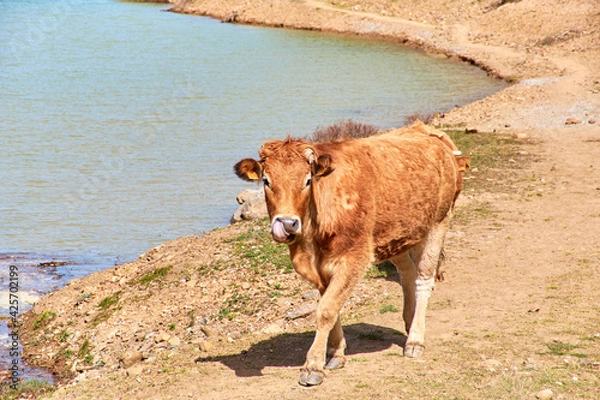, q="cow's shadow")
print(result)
[195,323,406,377]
